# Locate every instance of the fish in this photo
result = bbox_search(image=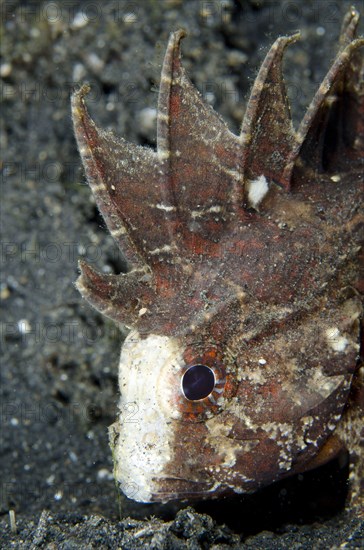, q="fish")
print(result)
[71,7,363,513]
